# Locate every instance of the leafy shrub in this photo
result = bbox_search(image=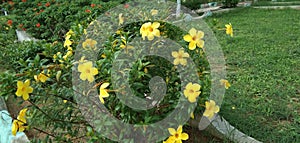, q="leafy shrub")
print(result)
[0,0,127,42]
[0,1,225,142]
[169,0,210,10]
[222,0,239,8]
